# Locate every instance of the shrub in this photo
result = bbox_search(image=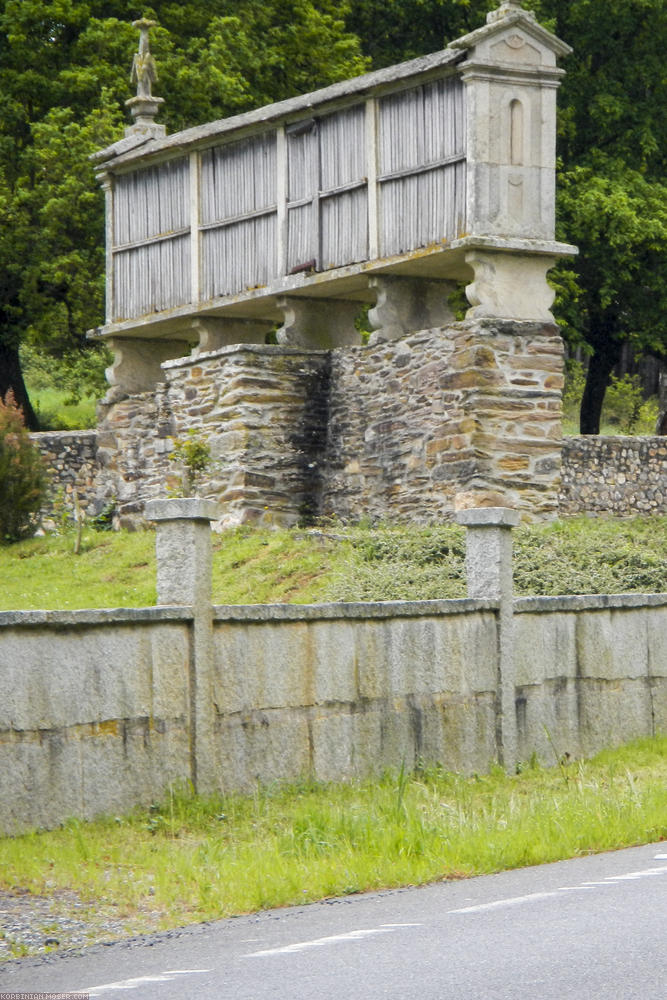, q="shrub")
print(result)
[0,391,48,542]
[168,429,212,496]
